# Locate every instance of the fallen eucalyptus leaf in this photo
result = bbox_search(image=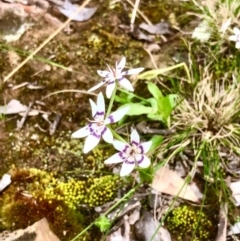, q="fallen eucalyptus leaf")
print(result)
[229,181,240,206]
[216,203,227,241]
[139,22,170,35]
[0,99,28,114]
[57,0,97,21]
[228,221,240,235]
[0,174,11,192]
[151,166,200,202]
